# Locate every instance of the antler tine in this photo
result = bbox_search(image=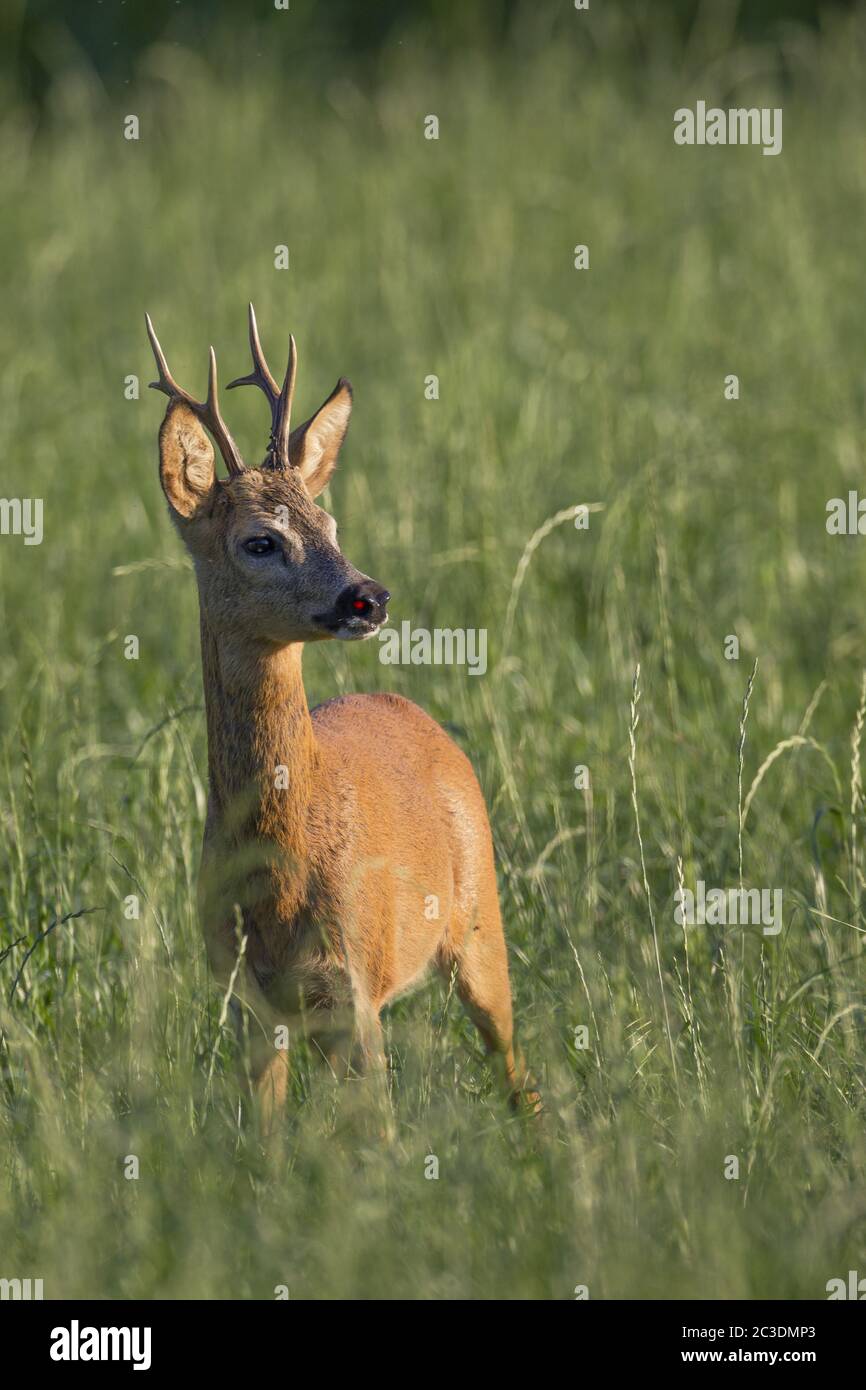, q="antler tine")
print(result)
[145,313,245,477]
[227,303,280,399]
[204,346,246,477]
[274,334,297,471]
[145,312,185,401]
[226,305,297,471]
